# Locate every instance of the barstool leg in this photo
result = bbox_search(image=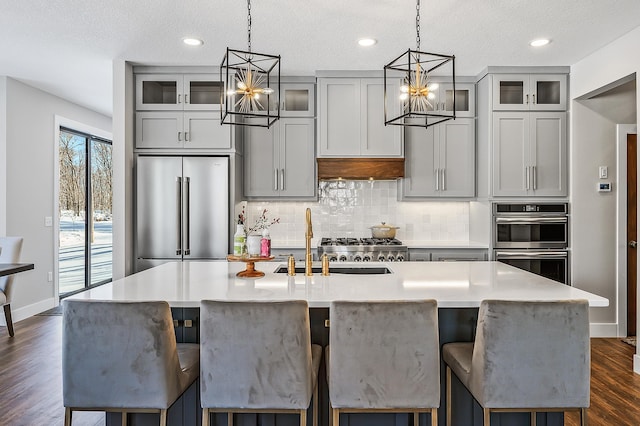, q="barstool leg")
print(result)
[122,412,127,426]
[227,412,233,426]
[329,402,333,426]
[431,408,438,426]
[64,407,72,426]
[333,407,340,426]
[414,411,419,426]
[202,408,210,426]
[446,366,452,426]
[580,407,588,426]
[300,409,307,426]
[313,383,318,426]
[159,409,167,426]
[530,411,536,426]
[483,408,490,426]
